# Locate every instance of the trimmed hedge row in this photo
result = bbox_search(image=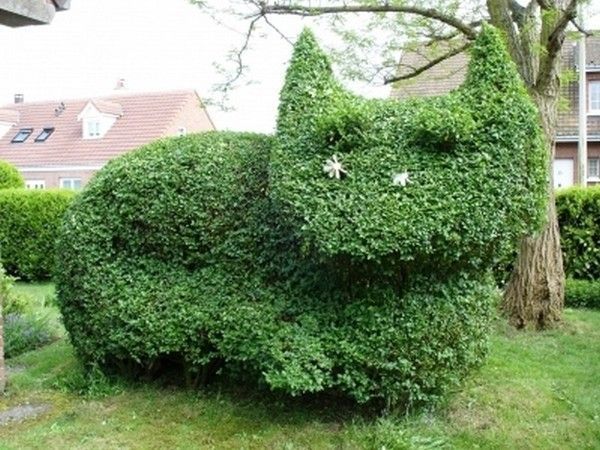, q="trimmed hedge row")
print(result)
[56,26,546,408]
[0,160,24,190]
[0,189,76,280]
[565,278,600,309]
[556,186,600,280]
